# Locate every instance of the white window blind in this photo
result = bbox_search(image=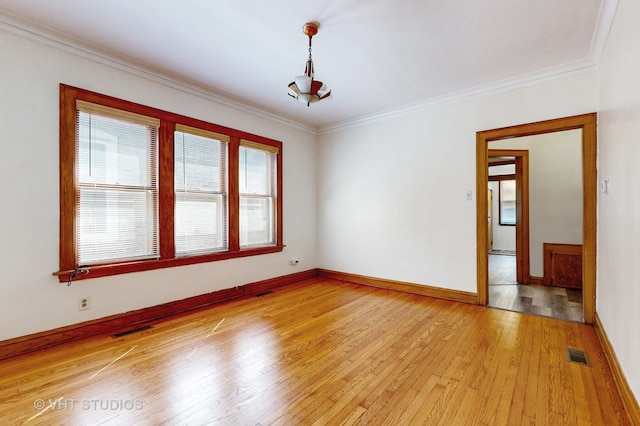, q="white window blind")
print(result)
[239,140,277,247]
[174,125,229,255]
[76,102,159,264]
